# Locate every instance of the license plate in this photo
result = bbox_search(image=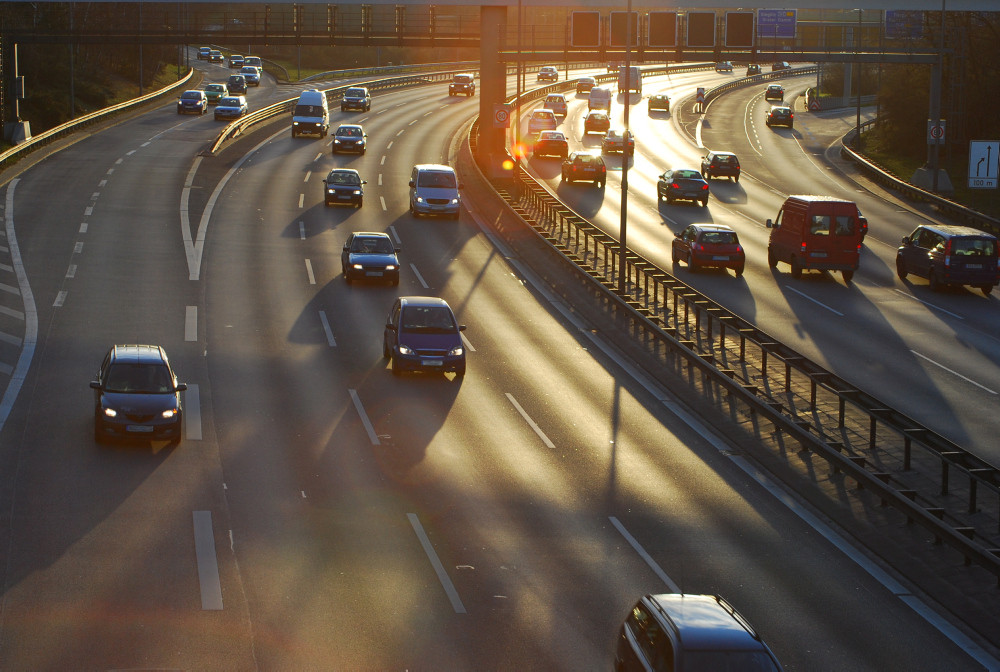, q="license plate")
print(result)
[366,271,383,277]
[811,252,828,258]
[421,358,443,366]
[339,195,352,199]
[712,256,729,261]
[127,425,154,433]
[966,264,982,269]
